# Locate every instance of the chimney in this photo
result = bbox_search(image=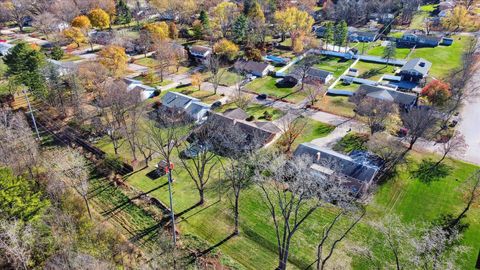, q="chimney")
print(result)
[316,152,321,162]
[419,62,425,67]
